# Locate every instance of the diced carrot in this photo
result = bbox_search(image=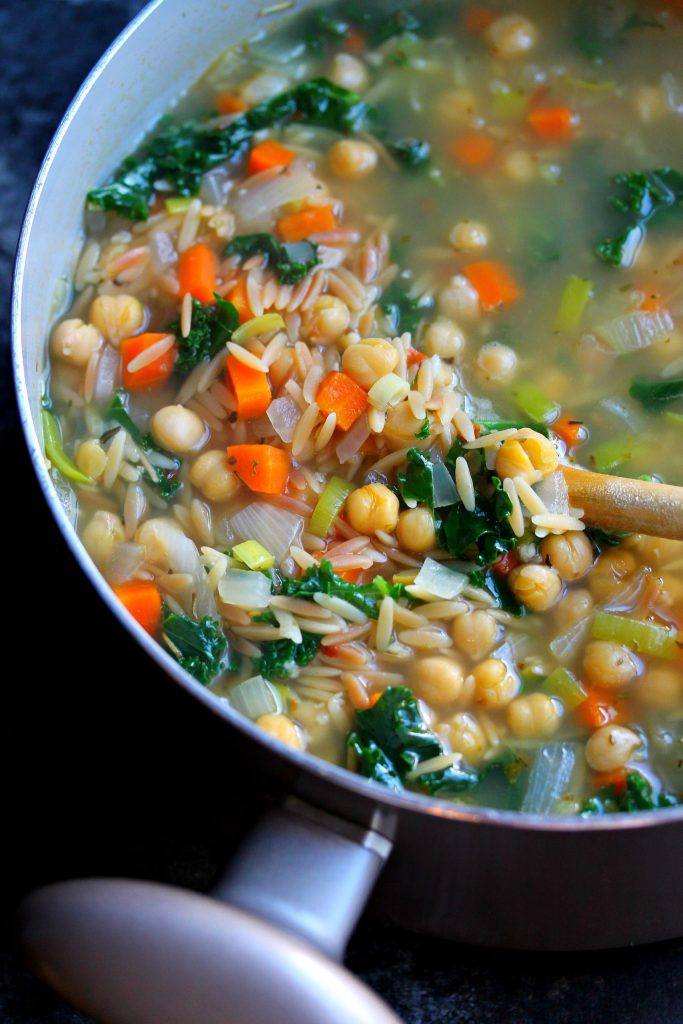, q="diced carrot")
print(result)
[593,769,627,796]
[554,415,587,450]
[577,689,618,731]
[407,347,427,366]
[120,333,177,391]
[463,260,523,310]
[277,206,337,242]
[178,243,217,304]
[113,580,162,635]
[215,92,249,115]
[316,371,368,431]
[639,288,662,312]
[228,278,253,324]
[225,354,272,420]
[226,444,290,494]
[493,550,520,576]
[450,132,497,170]
[473,423,482,438]
[464,5,496,32]
[247,139,295,176]
[337,567,362,584]
[528,106,578,141]
[344,27,367,52]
